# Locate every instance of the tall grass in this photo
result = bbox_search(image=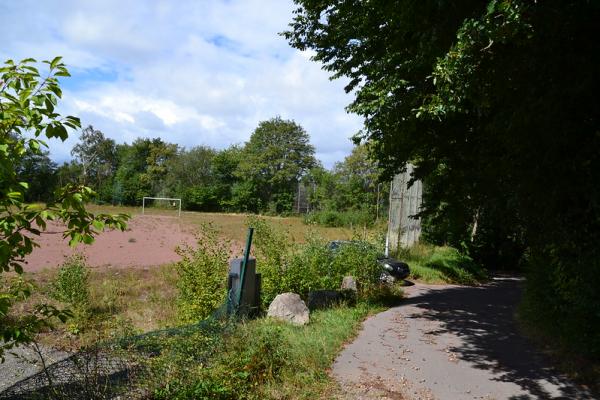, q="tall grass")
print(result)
[150,303,380,399]
[396,243,488,285]
[303,209,375,228]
